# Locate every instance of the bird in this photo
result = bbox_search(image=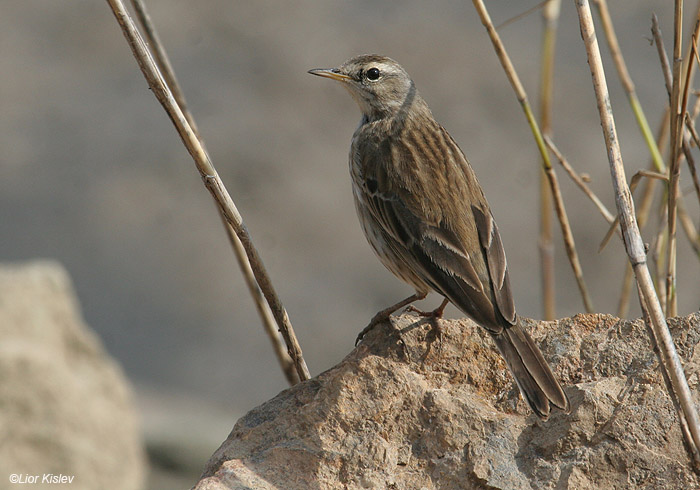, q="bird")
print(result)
[308,54,570,419]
